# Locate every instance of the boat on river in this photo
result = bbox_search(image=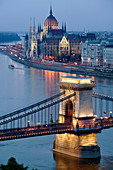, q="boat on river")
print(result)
[8,64,15,69]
